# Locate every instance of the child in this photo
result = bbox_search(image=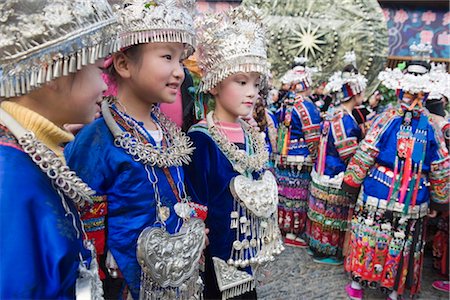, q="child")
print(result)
[306,54,367,265]
[343,44,449,300]
[64,1,205,299]
[184,6,284,300]
[0,0,117,297]
[275,57,321,247]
